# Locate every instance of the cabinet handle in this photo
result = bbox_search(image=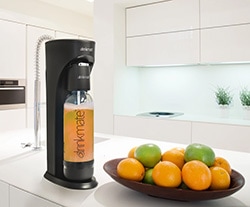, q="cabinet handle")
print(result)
[0,87,24,90]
